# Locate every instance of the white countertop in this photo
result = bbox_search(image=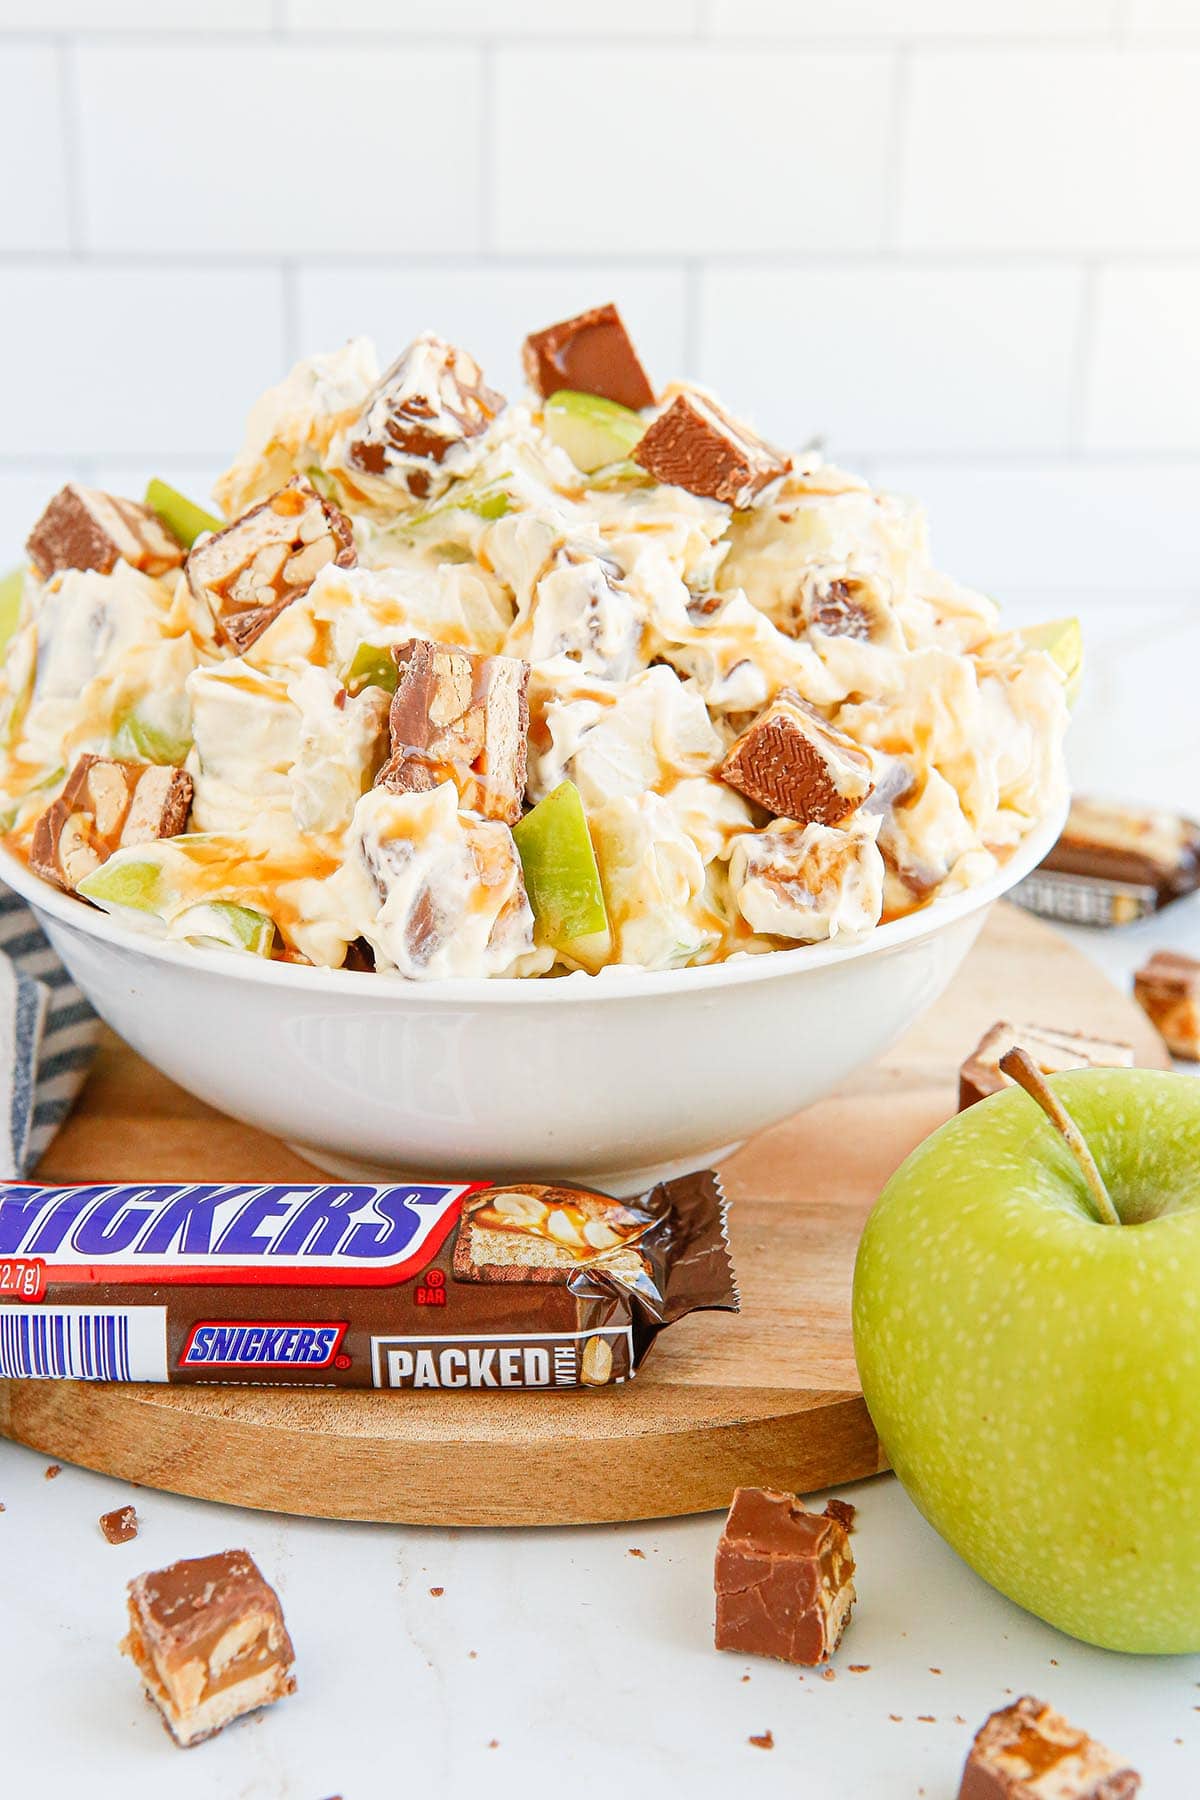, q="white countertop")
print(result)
[4,609,1200,1798]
